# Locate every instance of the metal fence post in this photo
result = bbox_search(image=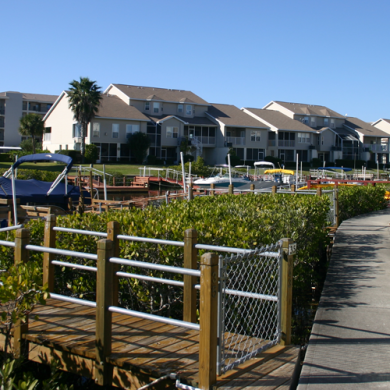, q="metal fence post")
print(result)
[183,229,198,323]
[280,238,294,346]
[199,253,218,390]
[95,239,114,386]
[14,228,30,359]
[107,221,120,306]
[43,215,56,292]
